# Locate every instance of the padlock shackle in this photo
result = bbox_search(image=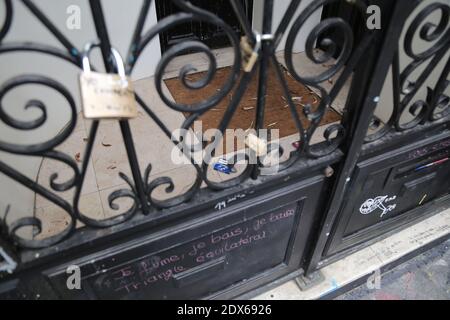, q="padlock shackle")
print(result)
[81,42,126,79]
[253,32,262,52]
